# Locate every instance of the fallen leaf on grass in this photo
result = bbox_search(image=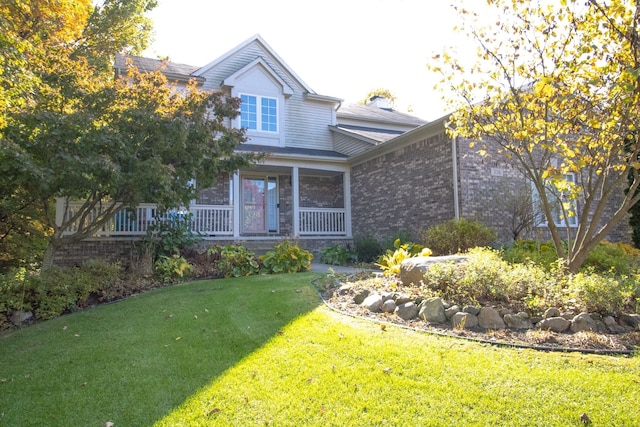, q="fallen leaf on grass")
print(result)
[207,408,221,416]
[175,337,181,341]
[382,367,392,373]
